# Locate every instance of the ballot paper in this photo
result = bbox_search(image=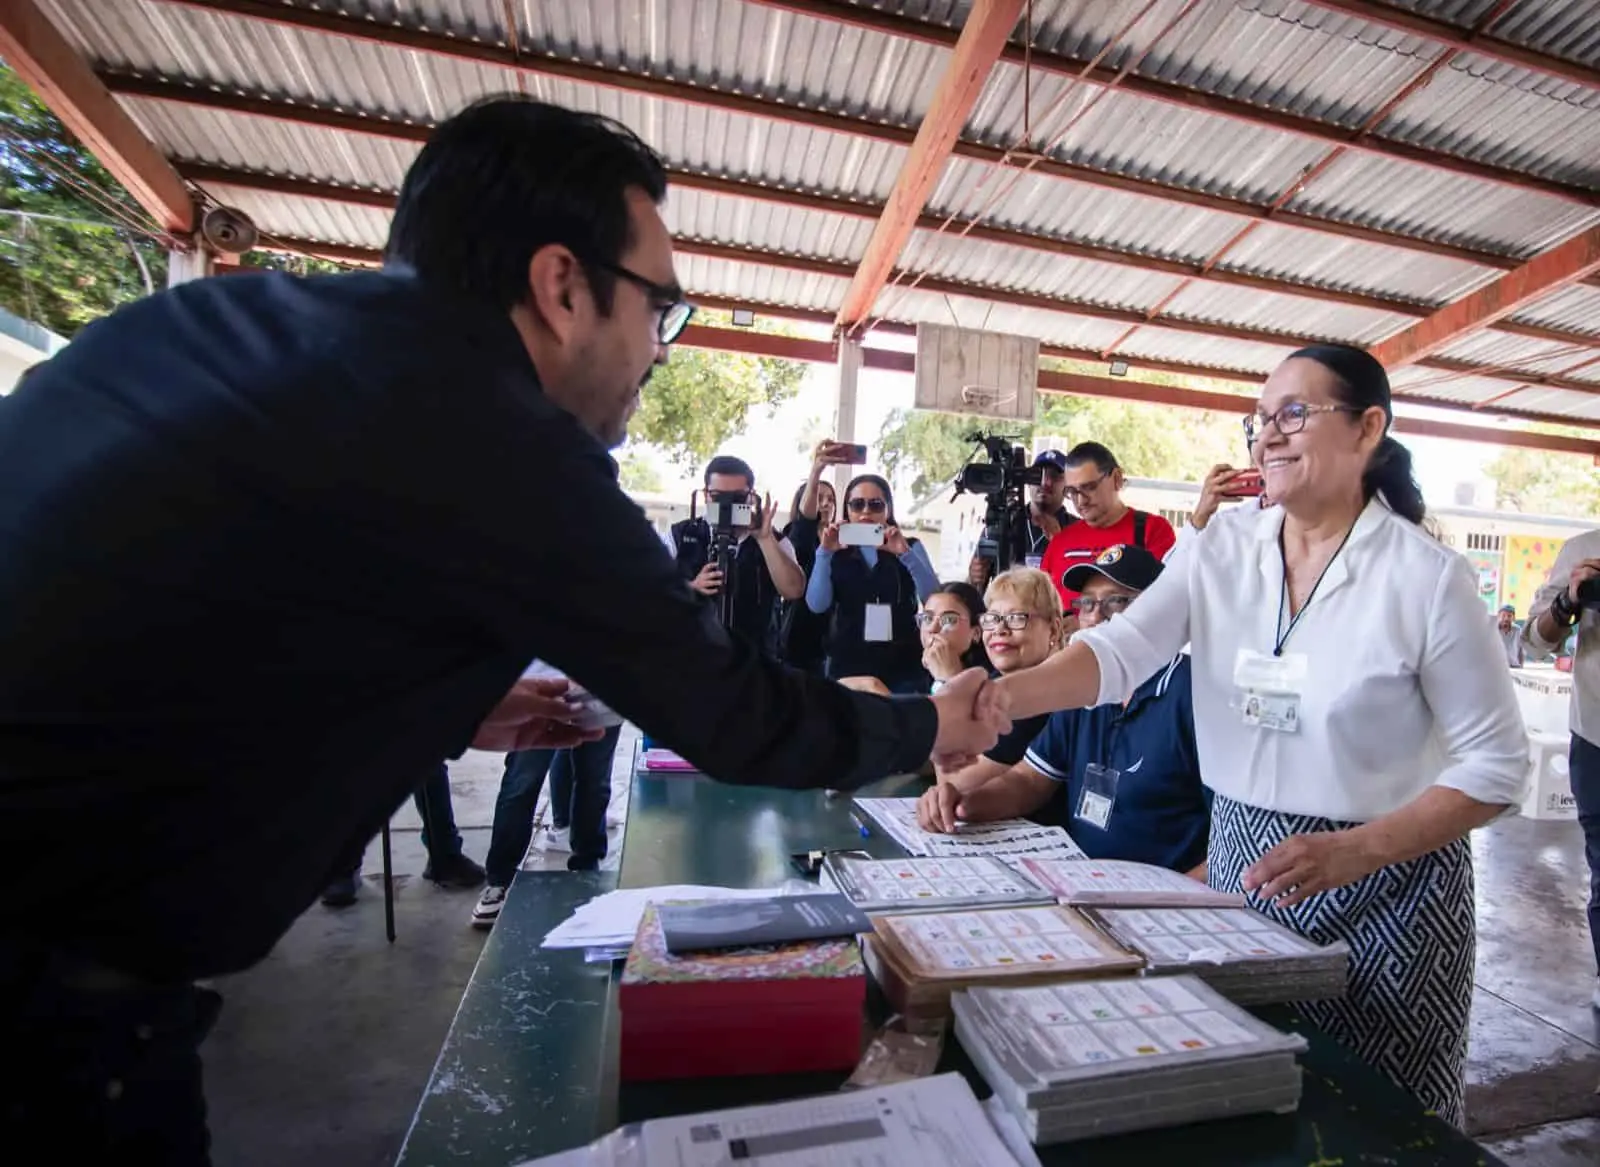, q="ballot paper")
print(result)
[1021,858,1244,908]
[820,854,1057,915]
[853,797,1087,860]
[541,884,815,959]
[512,1072,1036,1167]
